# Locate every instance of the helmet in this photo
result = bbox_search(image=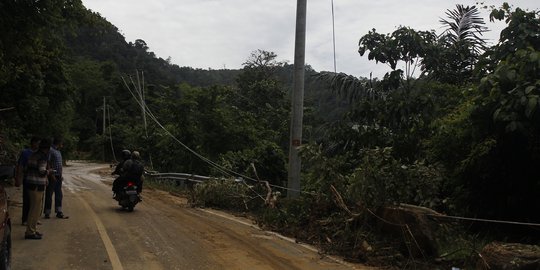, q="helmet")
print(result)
[131,151,141,160]
[121,150,131,160]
